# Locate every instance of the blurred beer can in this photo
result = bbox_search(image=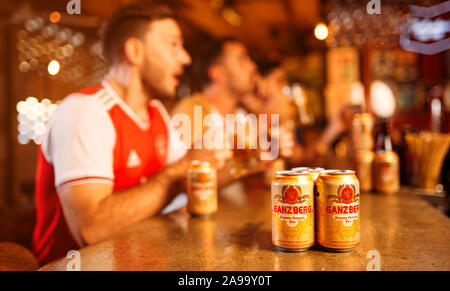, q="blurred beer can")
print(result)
[352,113,375,151]
[373,151,400,194]
[187,161,218,216]
[354,151,375,192]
